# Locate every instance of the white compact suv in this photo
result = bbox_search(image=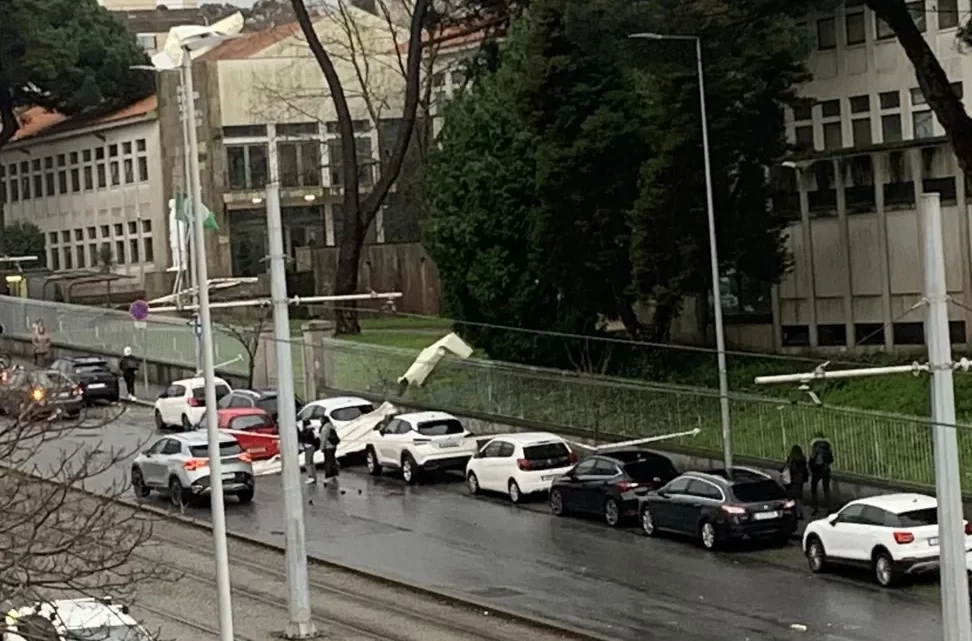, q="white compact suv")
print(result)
[802,492,972,587]
[3,597,151,641]
[363,411,479,484]
[154,376,232,430]
[465,432,577,503]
